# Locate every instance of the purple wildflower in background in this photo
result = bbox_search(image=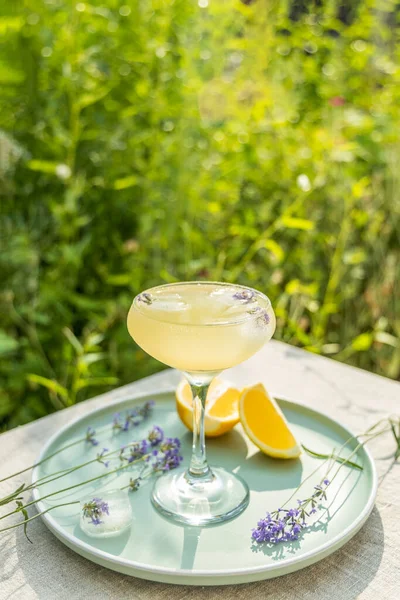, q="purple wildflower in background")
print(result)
[82,497,109,526]
[148,425,164,447]
[97,448,110,468]
[233,289,255,303]
[85,426,99,446]
[252,479,330,545]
